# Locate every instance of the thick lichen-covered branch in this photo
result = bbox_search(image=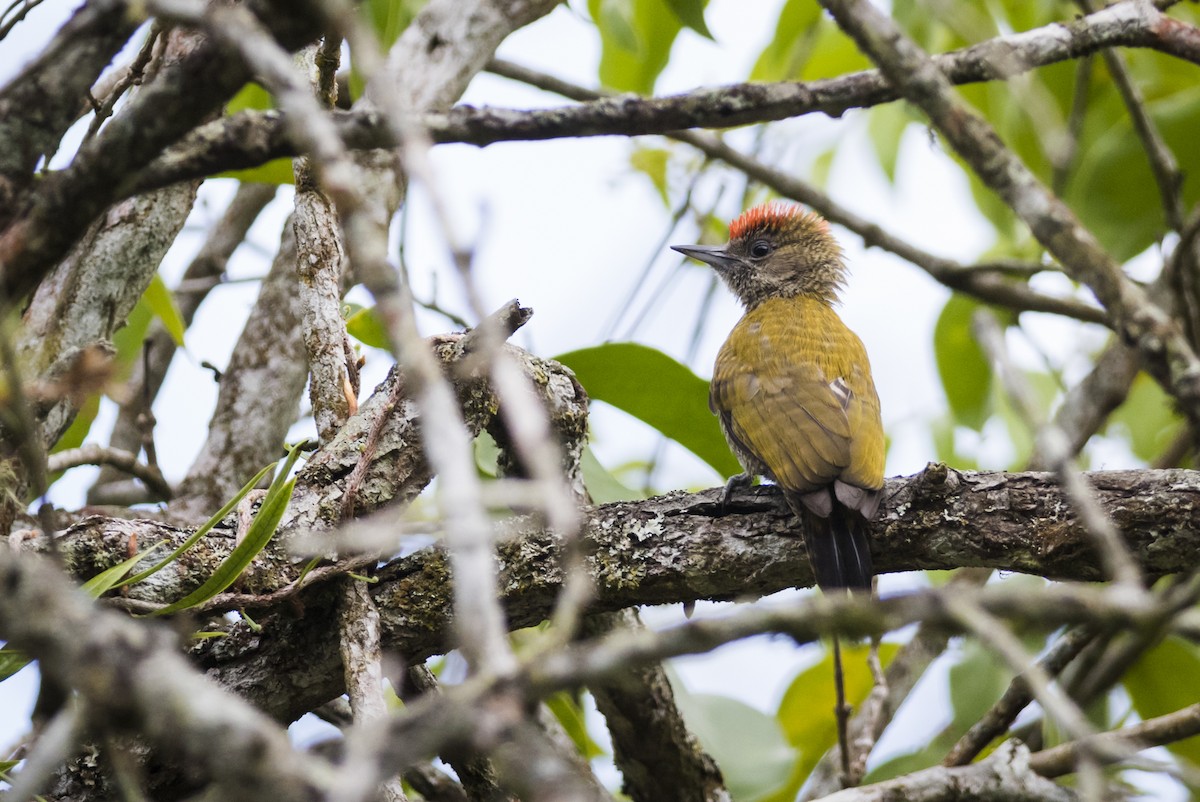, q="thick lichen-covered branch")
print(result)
[39,463,1200,723]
